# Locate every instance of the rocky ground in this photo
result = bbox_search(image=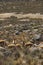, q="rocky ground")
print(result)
[0,1,43,65]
